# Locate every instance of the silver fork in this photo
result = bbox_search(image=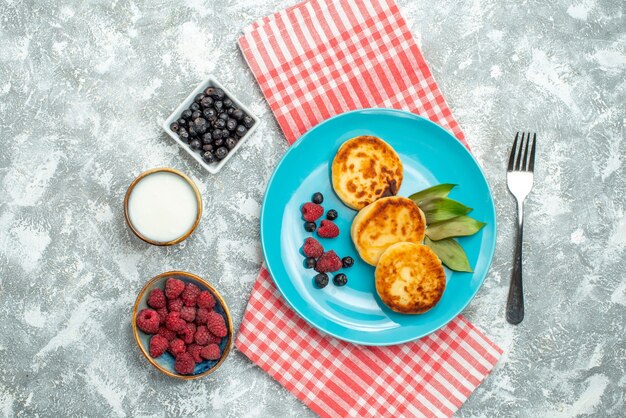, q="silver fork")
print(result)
[506,132,537,324]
